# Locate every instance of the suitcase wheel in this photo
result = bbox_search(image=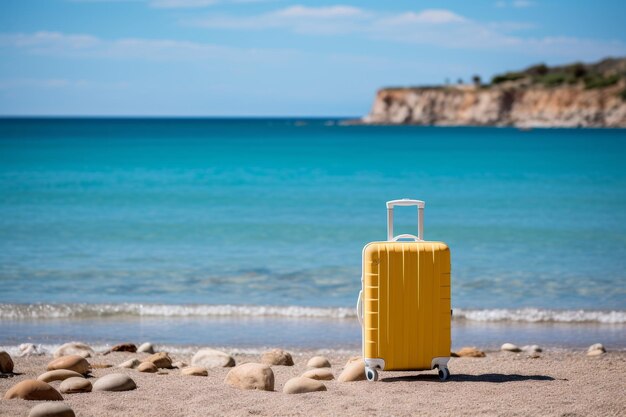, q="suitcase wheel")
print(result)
[438,367,450,381]
[365,367,379,382]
